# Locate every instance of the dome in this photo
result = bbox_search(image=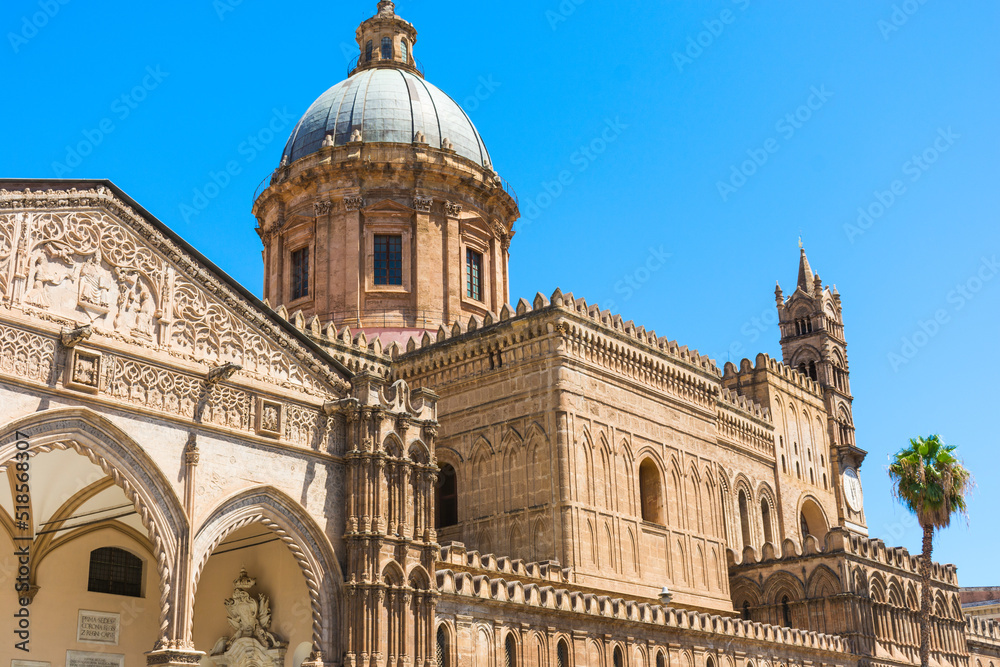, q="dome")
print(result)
[281,68,493,169]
